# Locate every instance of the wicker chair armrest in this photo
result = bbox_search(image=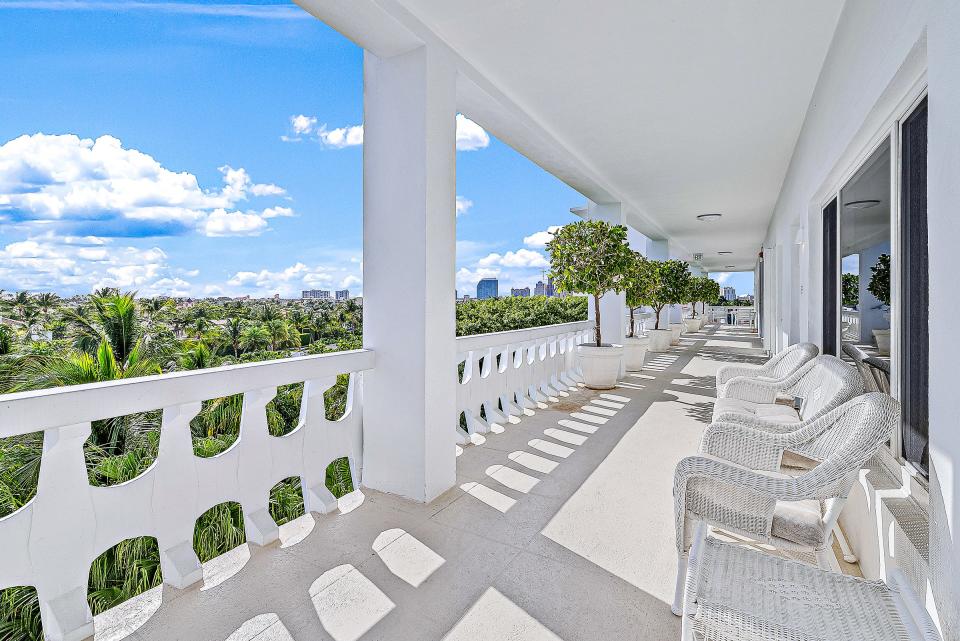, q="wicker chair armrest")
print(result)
[673,455,807,551]
[716,363,763,386]
[720,376,781,404]
[699,422,786,471]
